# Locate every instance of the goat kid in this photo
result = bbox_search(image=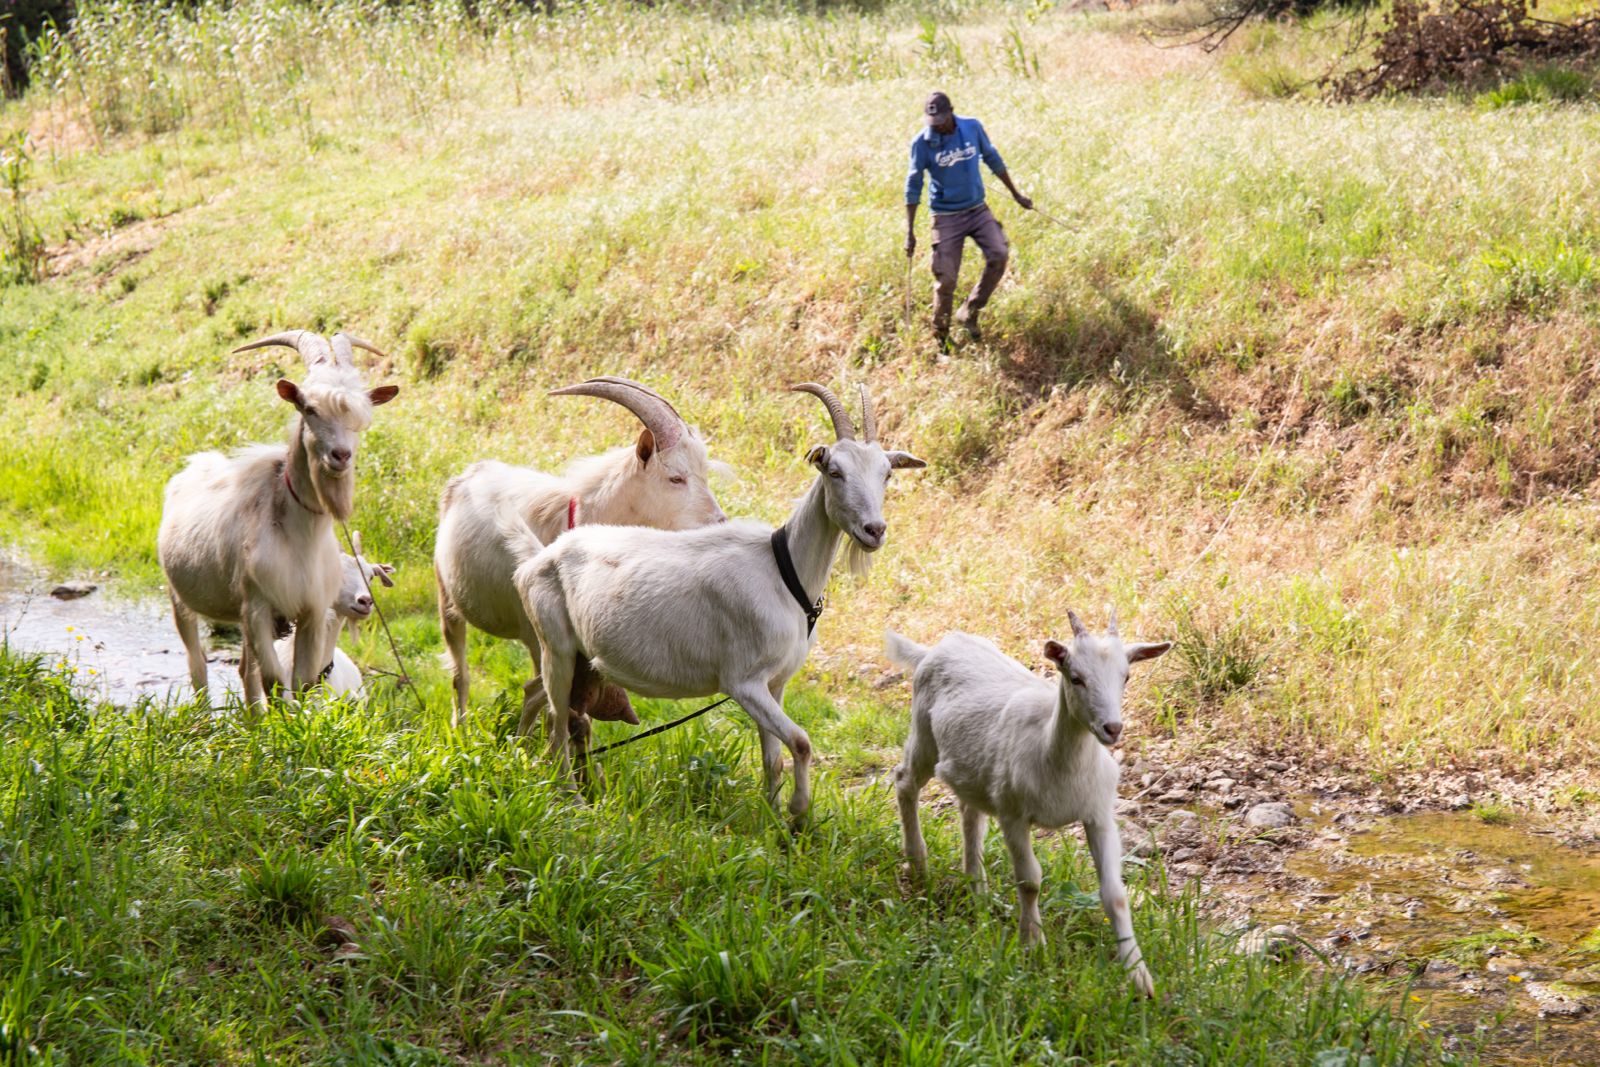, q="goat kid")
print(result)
[268,546,395,702]
[516,383,924,816]
[436,377,726,736]
[159,331,398,709]
[887,610,1170,996]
